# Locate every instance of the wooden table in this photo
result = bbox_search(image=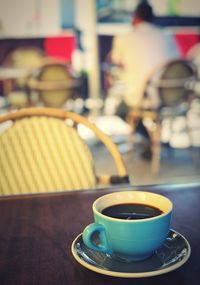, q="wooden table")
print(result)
[0,183,200,285]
